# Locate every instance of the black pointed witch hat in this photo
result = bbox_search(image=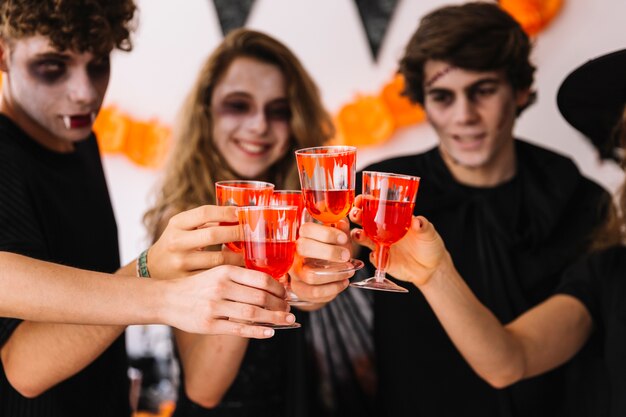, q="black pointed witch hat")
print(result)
[557,49,626,162]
